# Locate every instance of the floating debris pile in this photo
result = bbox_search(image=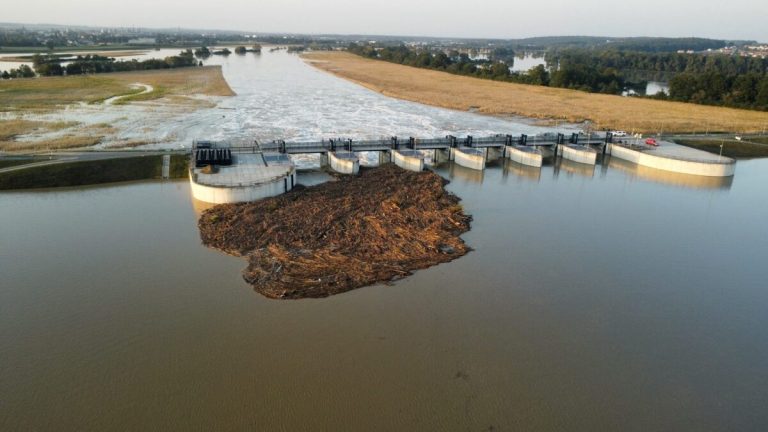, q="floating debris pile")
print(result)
[198,165,472,299]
